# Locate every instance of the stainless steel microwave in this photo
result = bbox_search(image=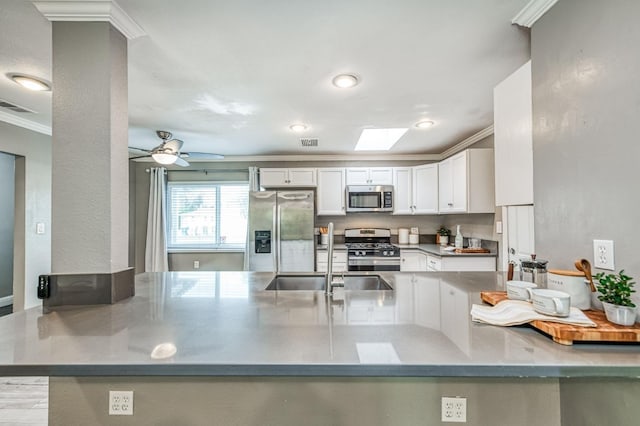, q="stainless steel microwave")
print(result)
[346,185,394,212]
